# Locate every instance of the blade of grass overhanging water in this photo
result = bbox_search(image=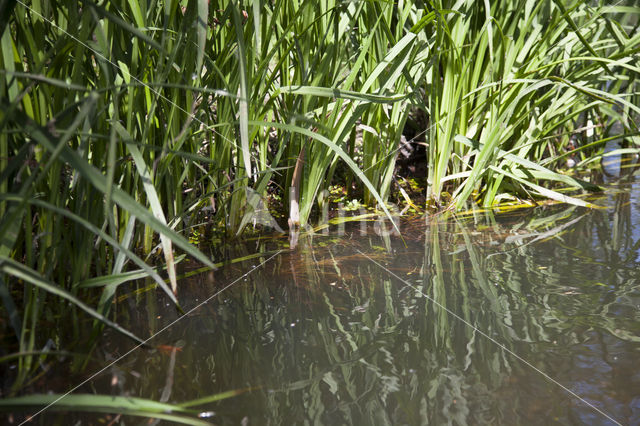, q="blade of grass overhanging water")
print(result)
[178,388,255,408]
[0,393,211,425]
[0,257,145,344]
[488,166,602,208]
[79,255,186,289]
[454,135,601,191]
